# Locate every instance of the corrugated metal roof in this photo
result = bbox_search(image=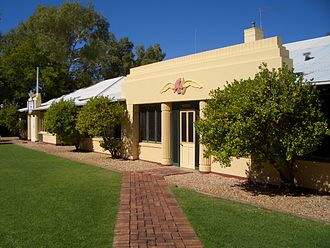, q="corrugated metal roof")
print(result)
[284,36,330,84]
[33,76,124,111]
